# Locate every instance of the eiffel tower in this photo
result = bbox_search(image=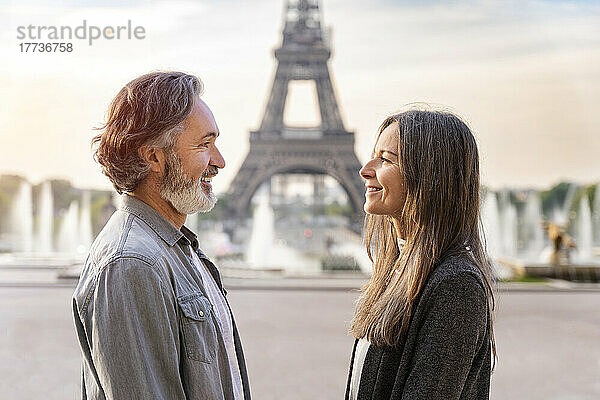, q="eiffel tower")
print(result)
[226,0,364,226]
